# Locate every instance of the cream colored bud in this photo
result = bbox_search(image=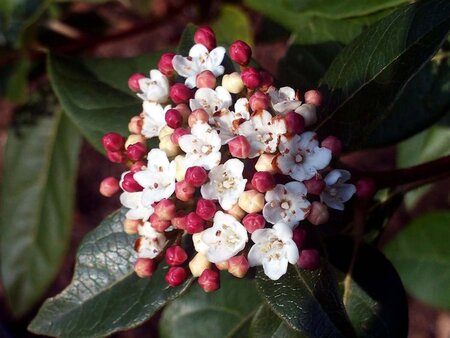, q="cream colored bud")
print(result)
[174,155,187,181]
[159,125,174,140]
[255,154,276,173]
[189,253,211,277]
[295,104,317,126]
[222,72,244,94]
[227,203,246,221]
[123,218,140,234]
[125,134,146,149]
[159,135,180,157]
[215,261,229,270]
[238,190,265,213]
